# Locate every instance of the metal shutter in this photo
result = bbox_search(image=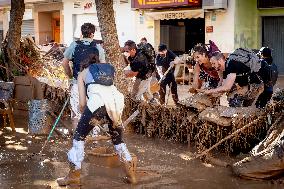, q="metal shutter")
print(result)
[263,16,284,75]
[21,19,35,37]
